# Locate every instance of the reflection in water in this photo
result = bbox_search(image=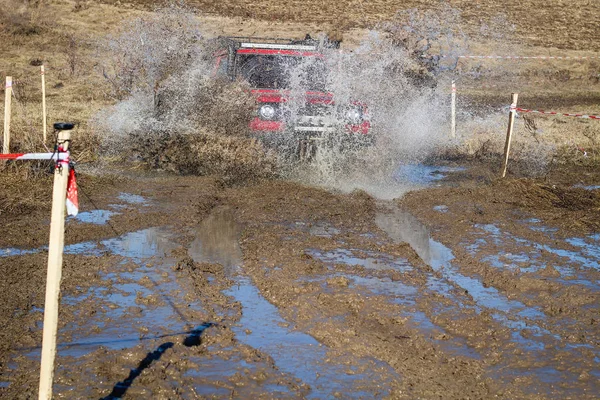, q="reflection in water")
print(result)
[375,206,545,318]
[188,207,242,271]
[226,278,397,399]
[102,228,178,260]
